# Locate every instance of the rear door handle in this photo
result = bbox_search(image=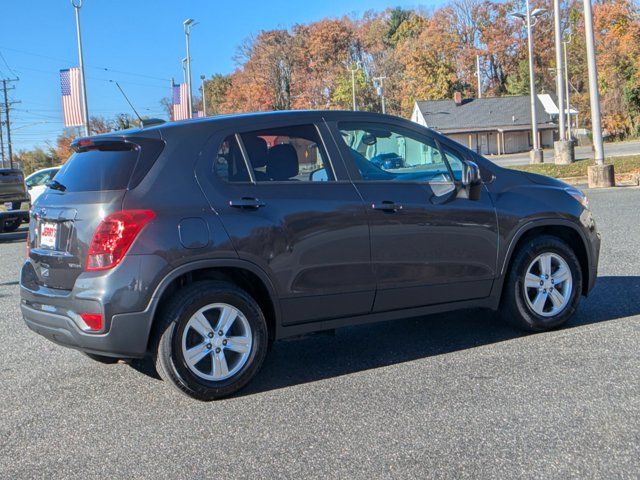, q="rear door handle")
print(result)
[229,197,266,209]
[371,200,403,212]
